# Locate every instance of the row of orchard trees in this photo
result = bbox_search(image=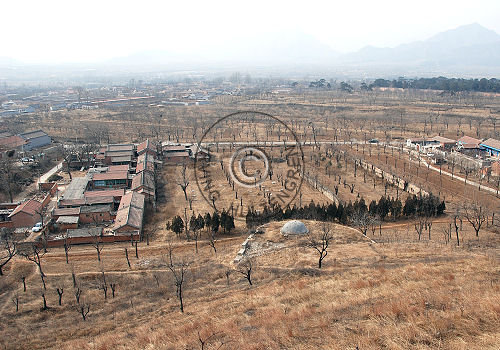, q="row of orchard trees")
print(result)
[246,193,446,228]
